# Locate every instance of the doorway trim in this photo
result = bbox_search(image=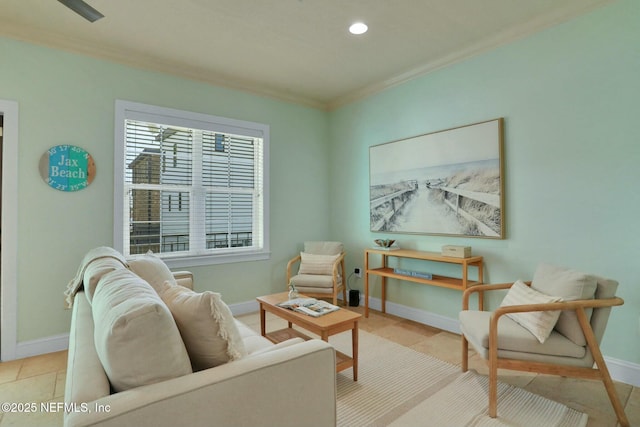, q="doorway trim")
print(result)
[1,100,18,361]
